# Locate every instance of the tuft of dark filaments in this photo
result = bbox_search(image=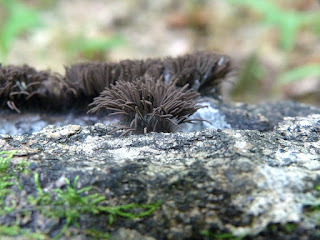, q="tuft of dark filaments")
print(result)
[88,75,202,136]
[0,51,233,114]
[163,51,233,96]
[0,64,68,112]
